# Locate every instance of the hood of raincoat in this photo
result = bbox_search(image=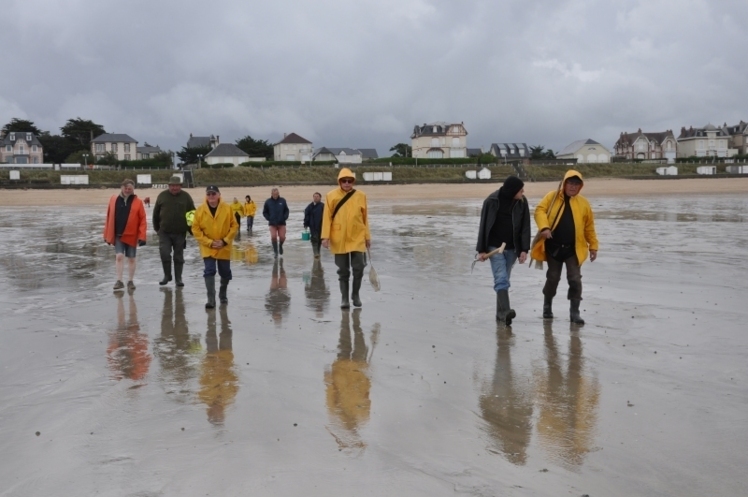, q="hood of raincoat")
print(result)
[337,168,355,183]
[563,169,584,193]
